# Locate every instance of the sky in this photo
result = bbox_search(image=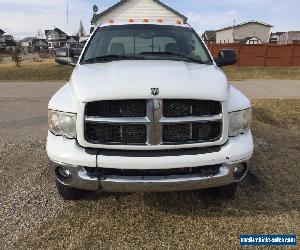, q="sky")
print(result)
[0,0,299,39]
